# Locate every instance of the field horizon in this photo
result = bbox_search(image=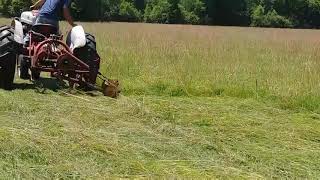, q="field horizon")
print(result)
[0,19,320,178]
